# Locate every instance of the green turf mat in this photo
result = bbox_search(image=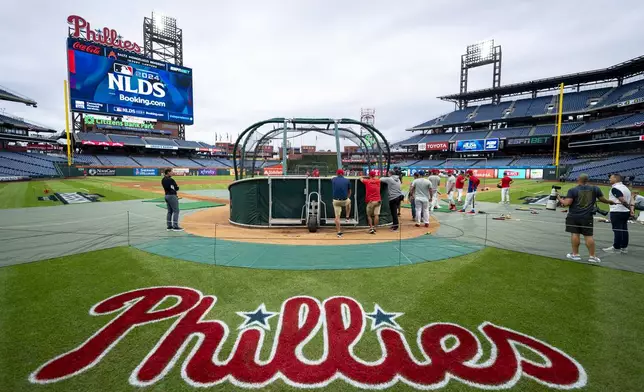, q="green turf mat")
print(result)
[143,197,176,202]
[136,235,483,270]
[155,201,224,210]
